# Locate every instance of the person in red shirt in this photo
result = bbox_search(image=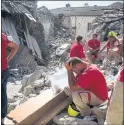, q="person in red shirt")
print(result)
[64,57,108,116]
[87,33,101,63]
[1,32,19,124]
[105,38,123,125]
[100,31,122,65]
[70,36,86,60]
